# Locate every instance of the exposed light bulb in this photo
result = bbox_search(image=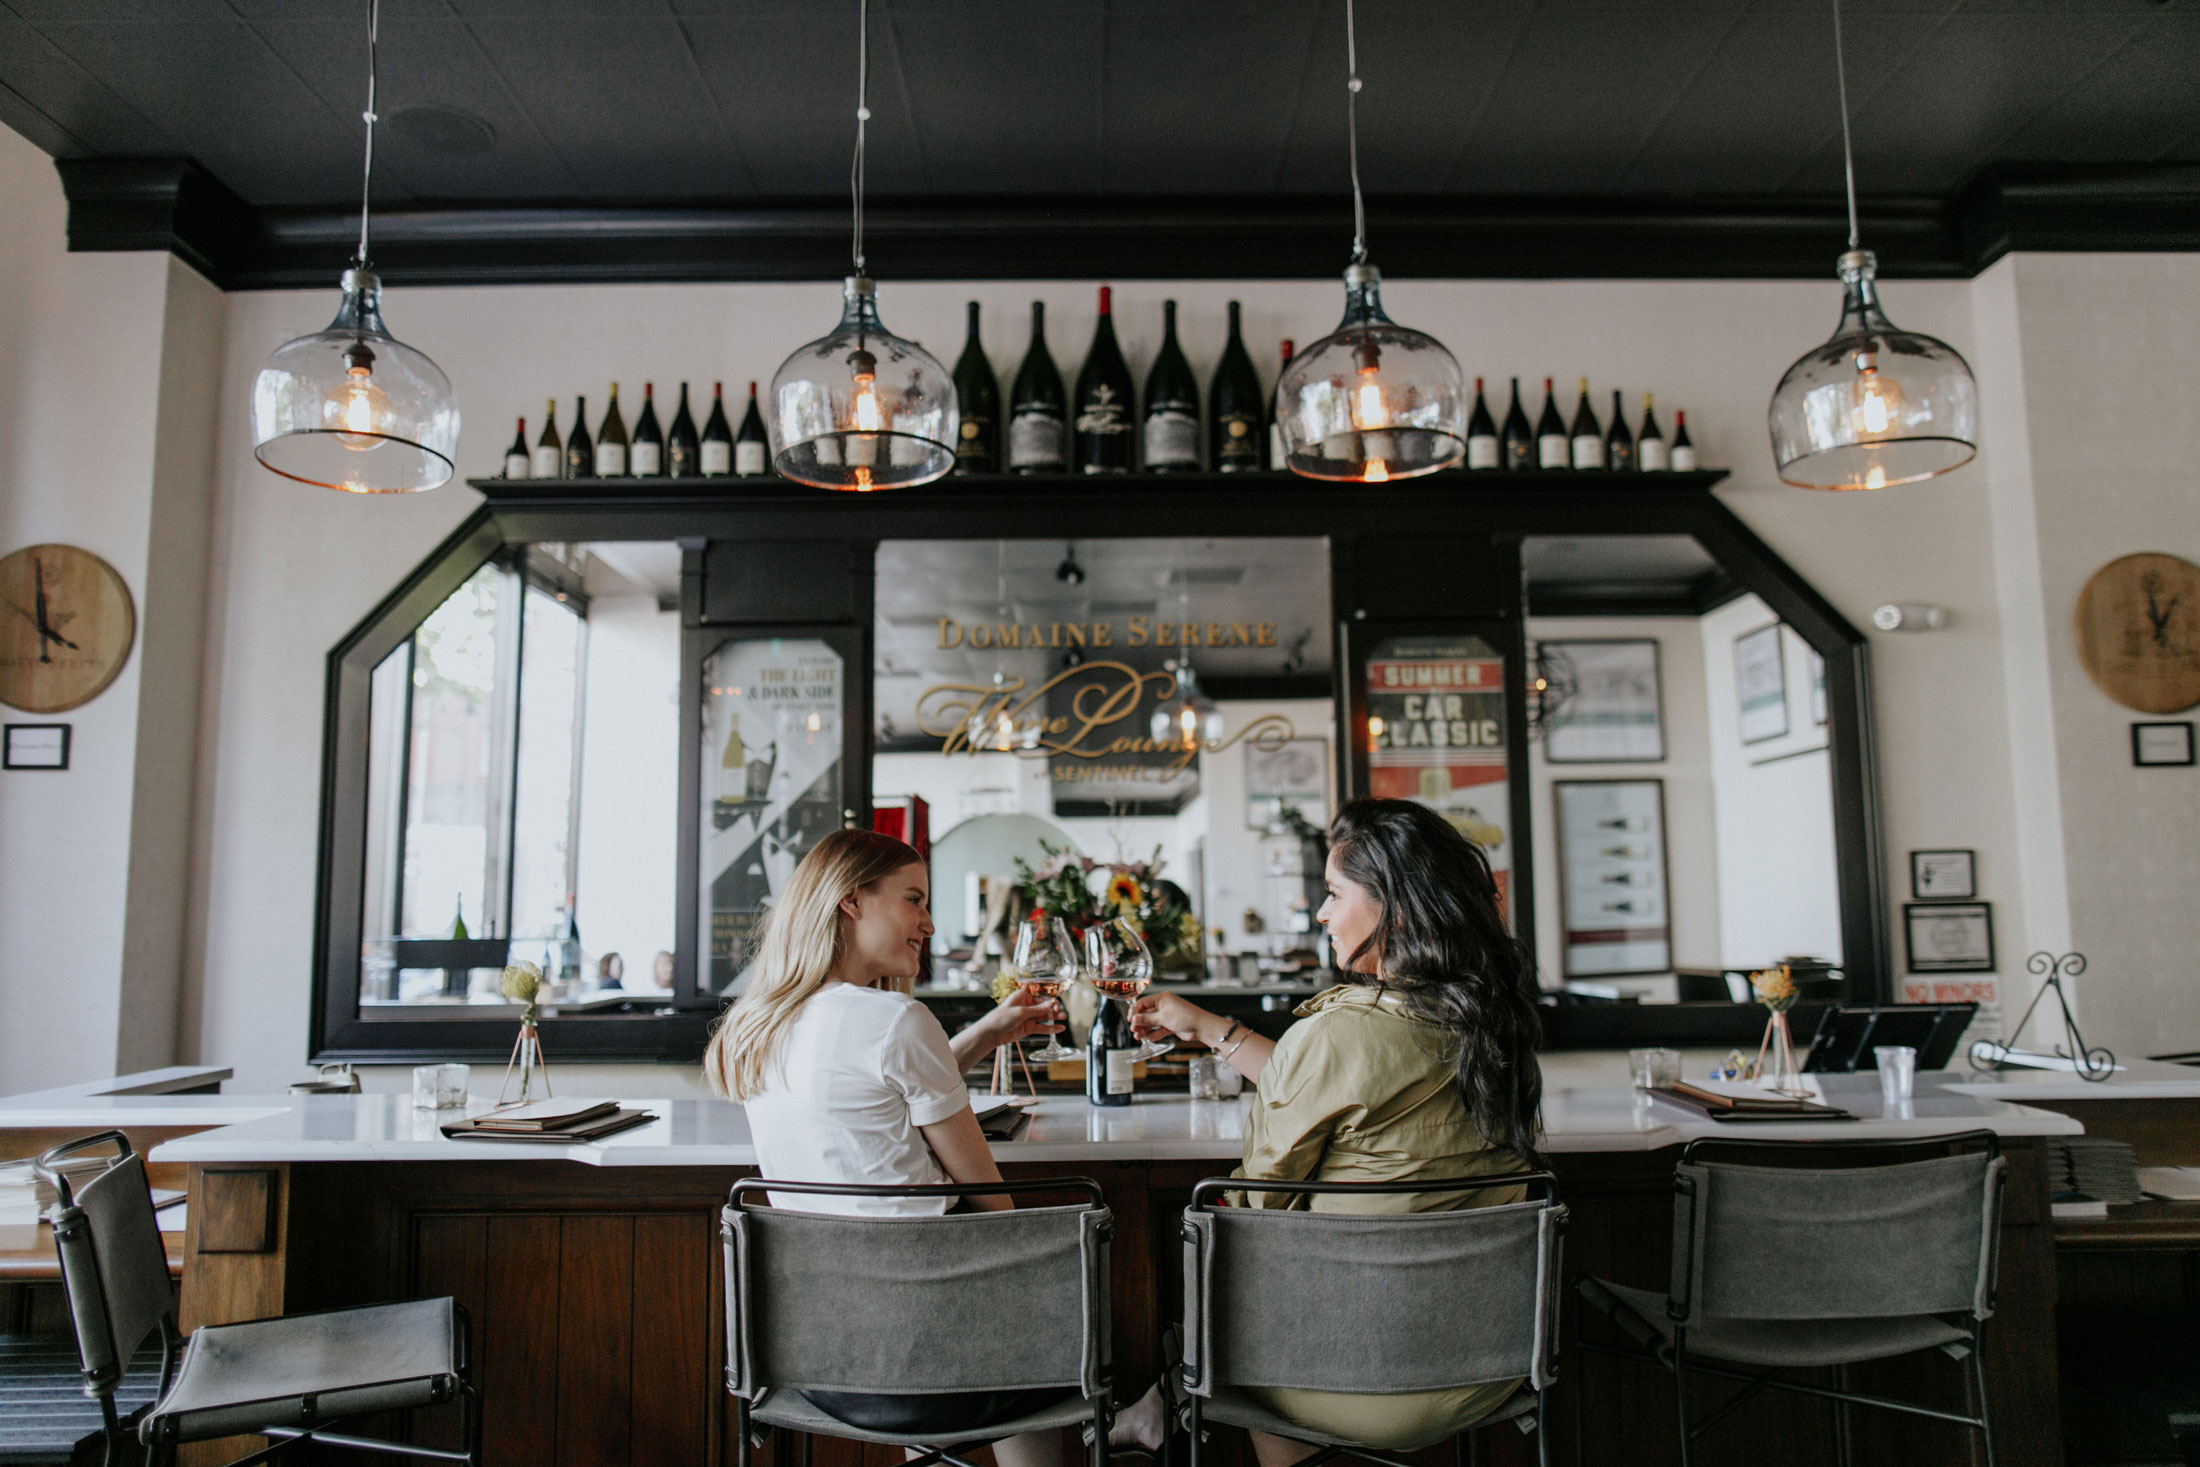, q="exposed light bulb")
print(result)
[1849,351,1907,437]
[850,350,883,432]
[1363,459,1390,482]
[330,343,391,451]
[1180,706,1198,743]
[1355,378,1386,430]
